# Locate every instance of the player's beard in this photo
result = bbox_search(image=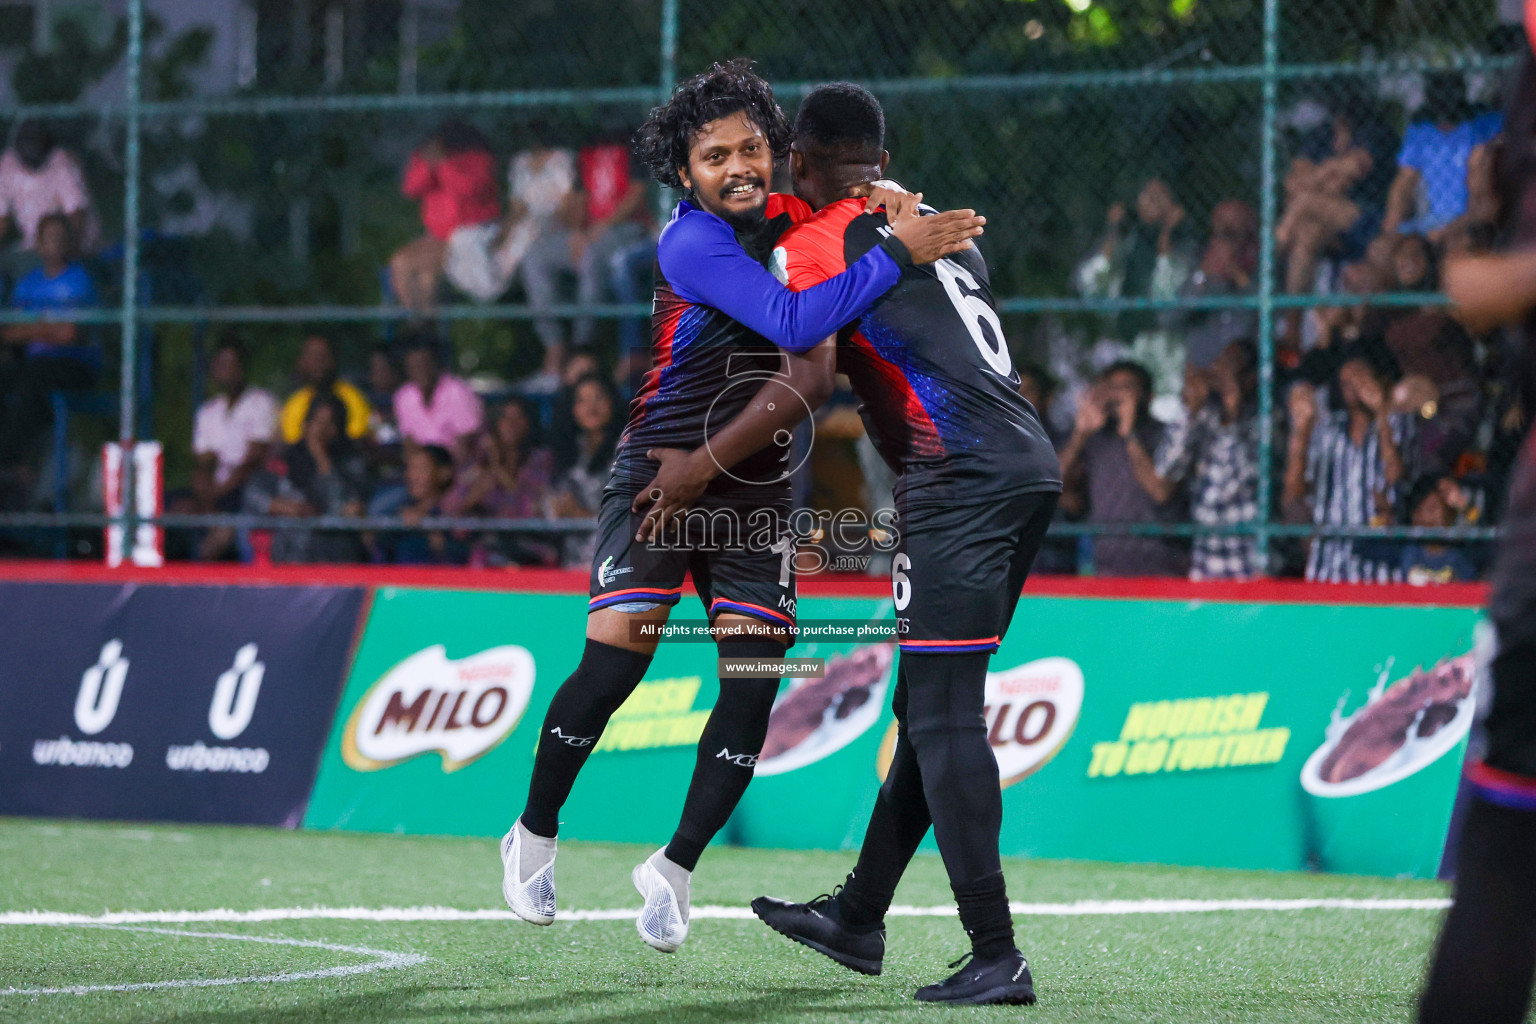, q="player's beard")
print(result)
[708,178,769,231]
